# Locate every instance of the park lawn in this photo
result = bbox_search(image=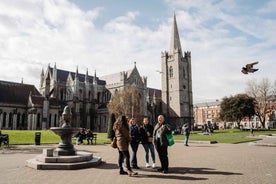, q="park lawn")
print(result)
[173,129,276,144]
[1,129,275,145]
[1,130,110,145]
